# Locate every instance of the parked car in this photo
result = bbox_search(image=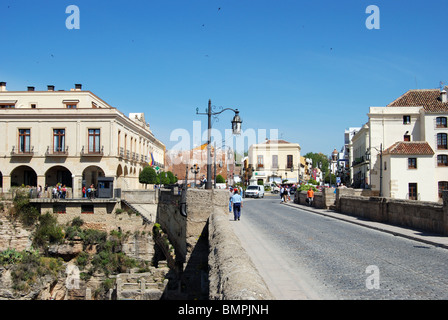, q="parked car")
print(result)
[289,186,297,195]
[245,185,265,198]
[265,183,280,194]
